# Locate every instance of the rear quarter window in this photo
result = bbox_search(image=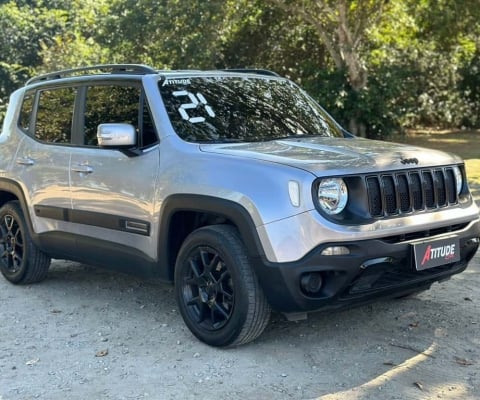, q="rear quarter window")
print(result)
[18,91,35,133]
